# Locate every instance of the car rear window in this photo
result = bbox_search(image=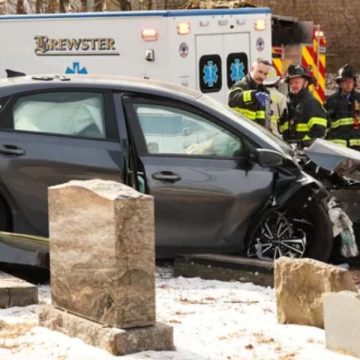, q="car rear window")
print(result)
[13,92,106,139]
